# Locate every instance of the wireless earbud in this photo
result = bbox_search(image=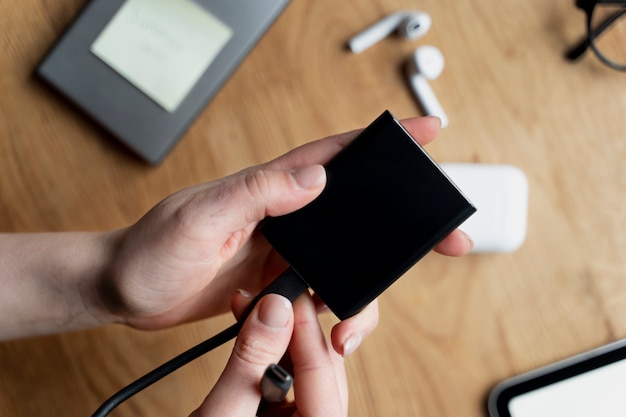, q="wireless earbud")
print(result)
[348,11,431,54]
[406,46,448,128]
